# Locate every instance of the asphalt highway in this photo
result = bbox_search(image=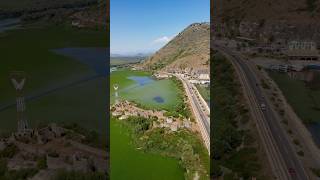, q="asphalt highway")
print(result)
[215,45,309,180]
[175,74,210,152]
